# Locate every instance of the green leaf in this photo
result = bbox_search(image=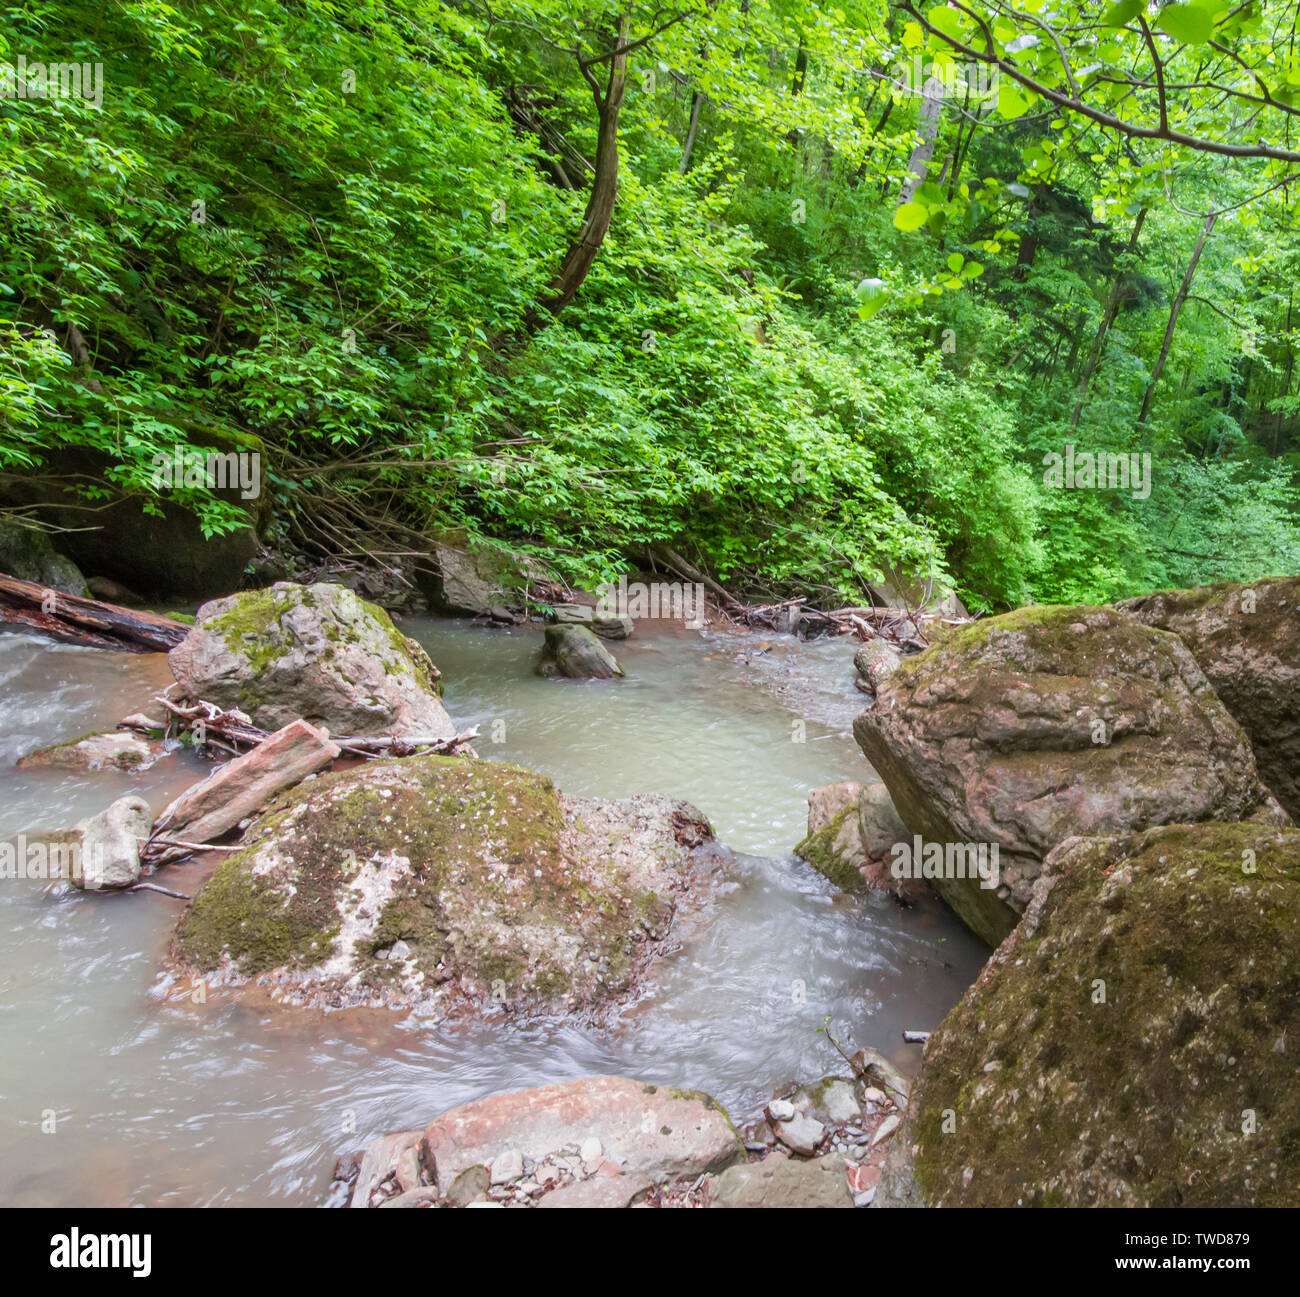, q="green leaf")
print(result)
[894,202,929,231]
[947,252,965,273]
[1102,0,1144,27]
[996,81,1032,119]
[1158,4,1215,43]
